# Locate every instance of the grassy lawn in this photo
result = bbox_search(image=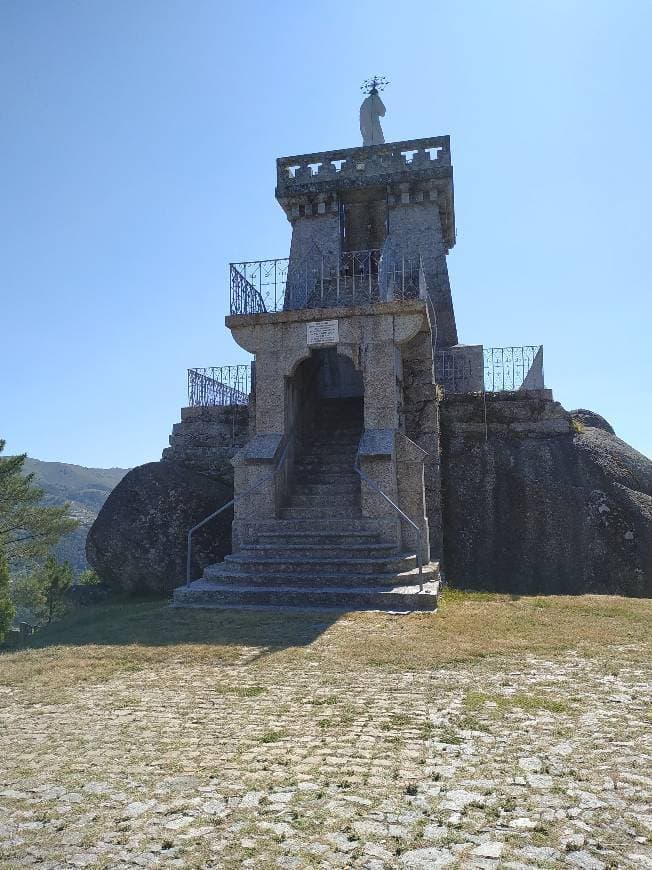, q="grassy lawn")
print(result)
[3,590,650,697]
[0,592,650,868]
